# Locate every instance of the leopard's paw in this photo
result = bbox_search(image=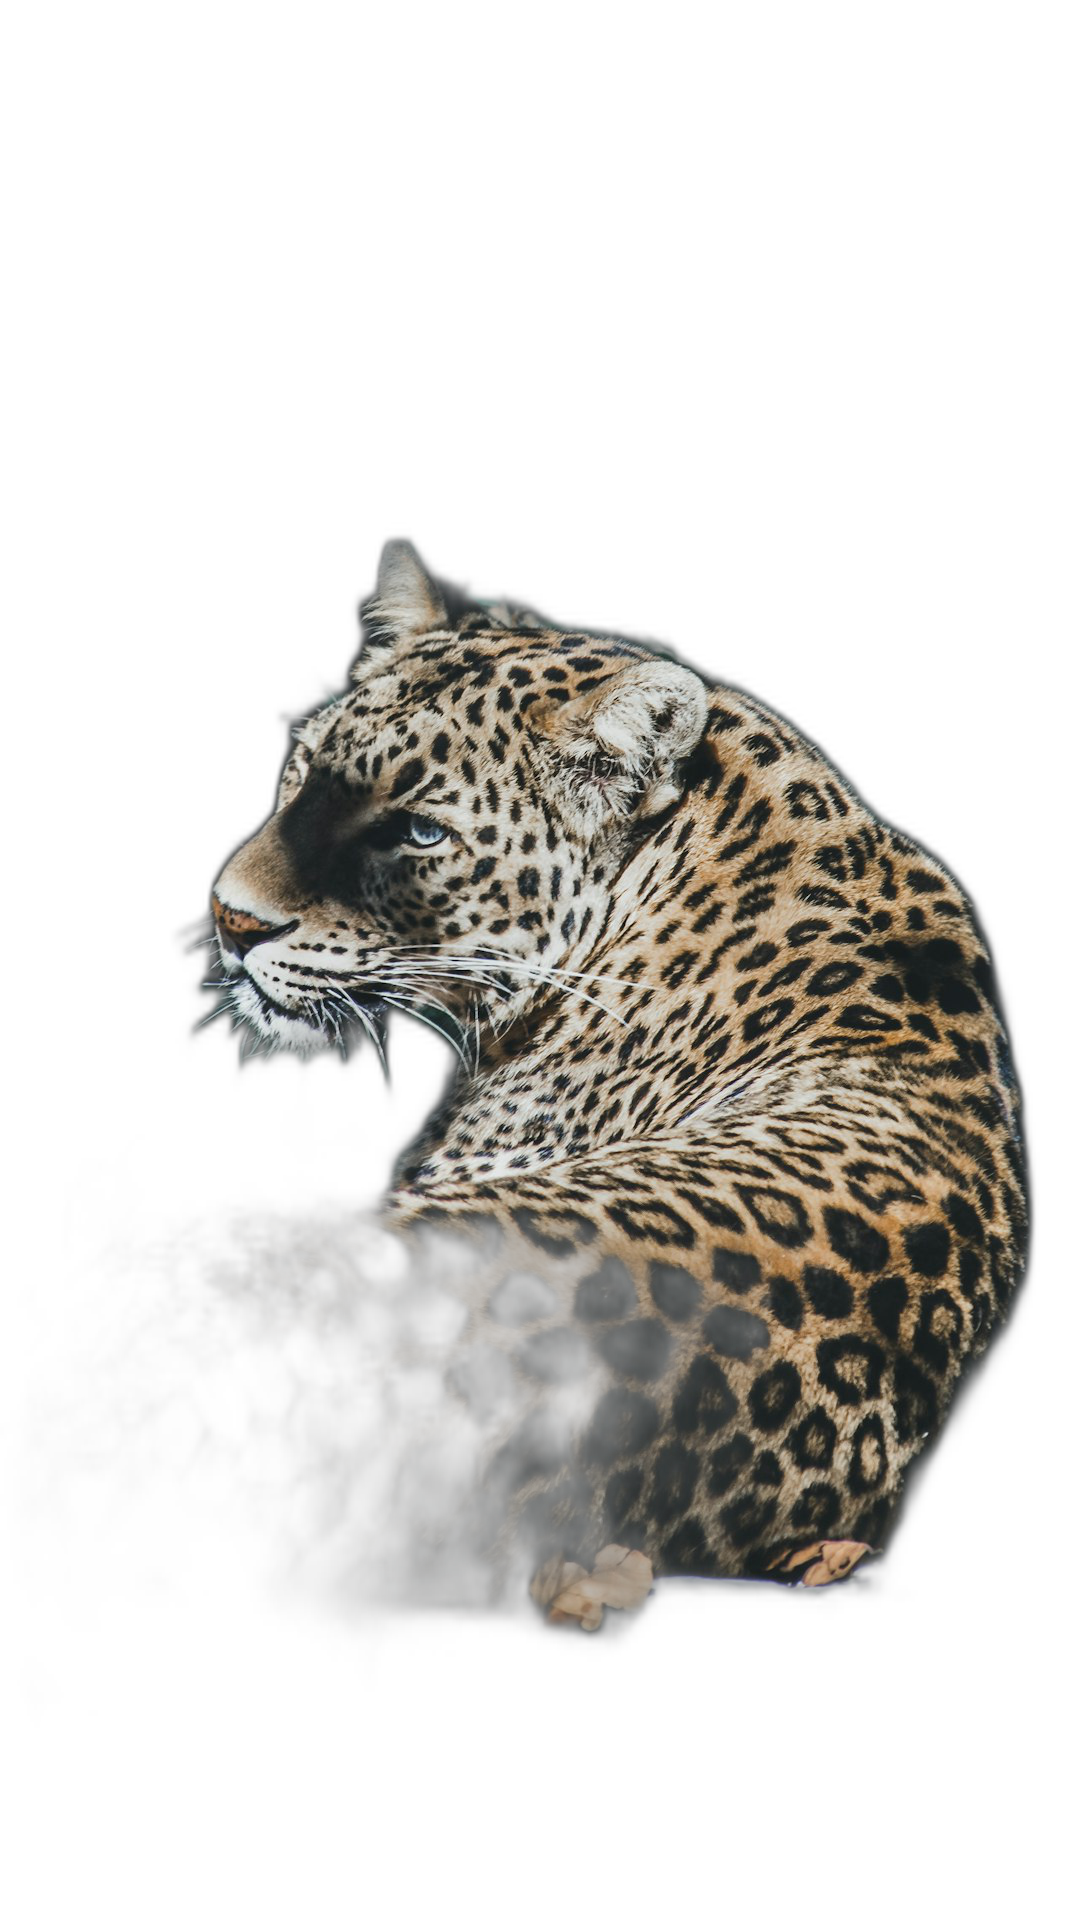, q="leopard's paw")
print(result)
[769,1538,873,1587]
[530,1544,654,1630]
